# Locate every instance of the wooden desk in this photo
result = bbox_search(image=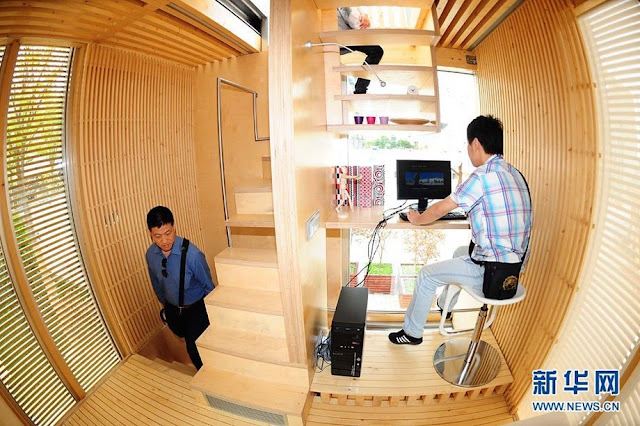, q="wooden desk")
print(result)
[326,206,470,230]
[325,207,470,309]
